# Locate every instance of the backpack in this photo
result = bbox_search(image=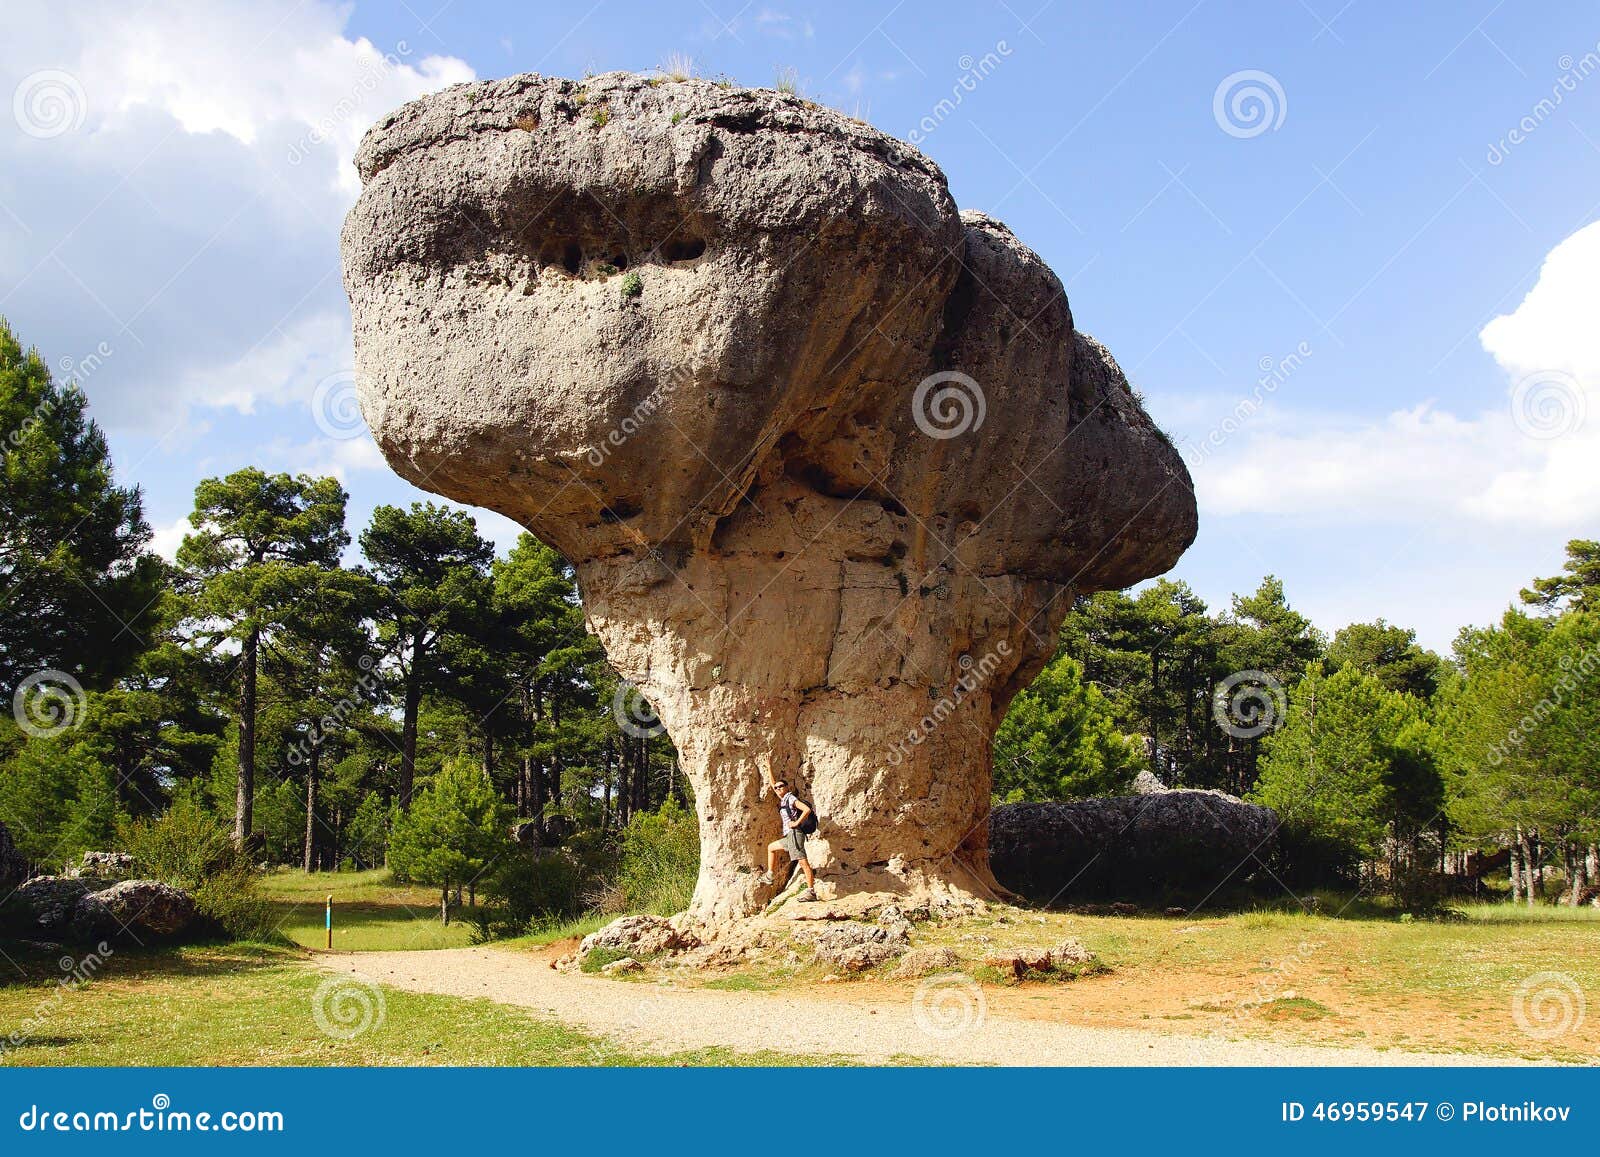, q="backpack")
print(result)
[783,793,819,835]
